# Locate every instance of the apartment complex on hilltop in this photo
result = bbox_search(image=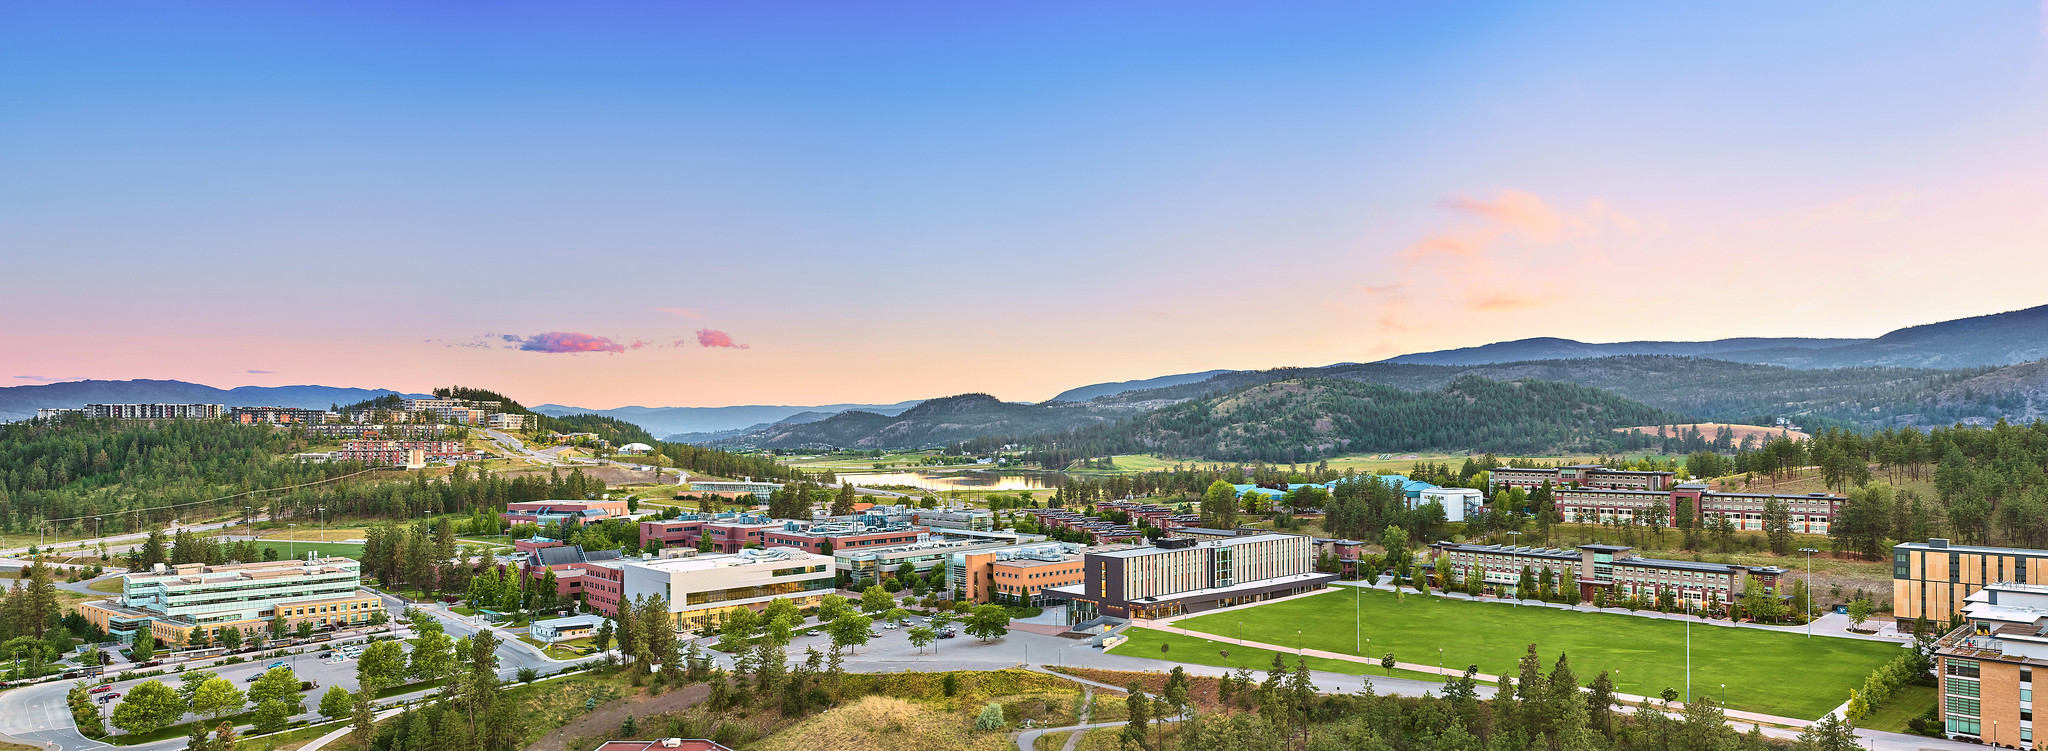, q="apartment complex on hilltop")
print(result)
[78,556,384,645]
[39,403,228,421]
[332,439,481,466]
